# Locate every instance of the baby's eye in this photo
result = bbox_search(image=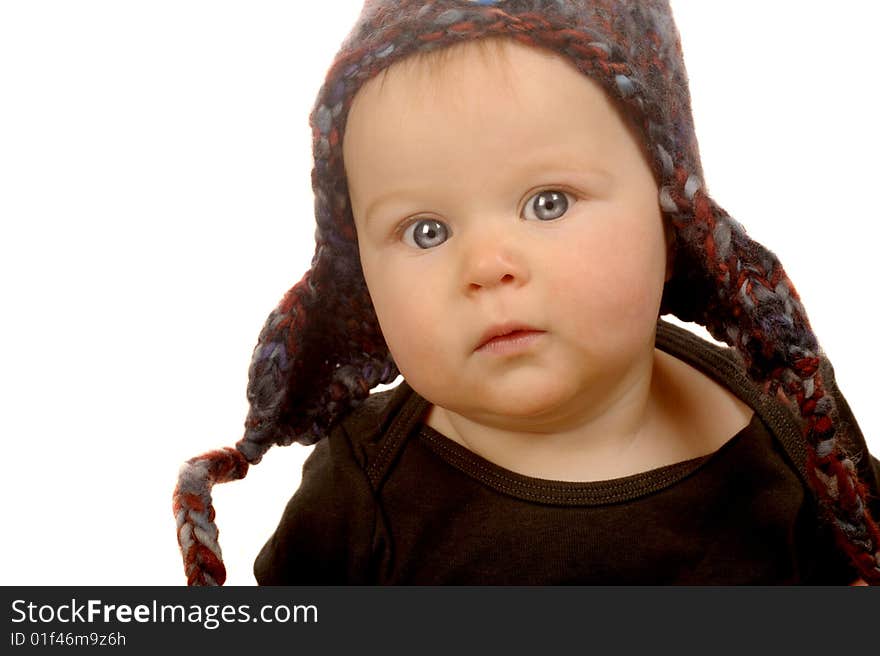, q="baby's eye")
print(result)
[401,218,450,249]
[522,190,572,222]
